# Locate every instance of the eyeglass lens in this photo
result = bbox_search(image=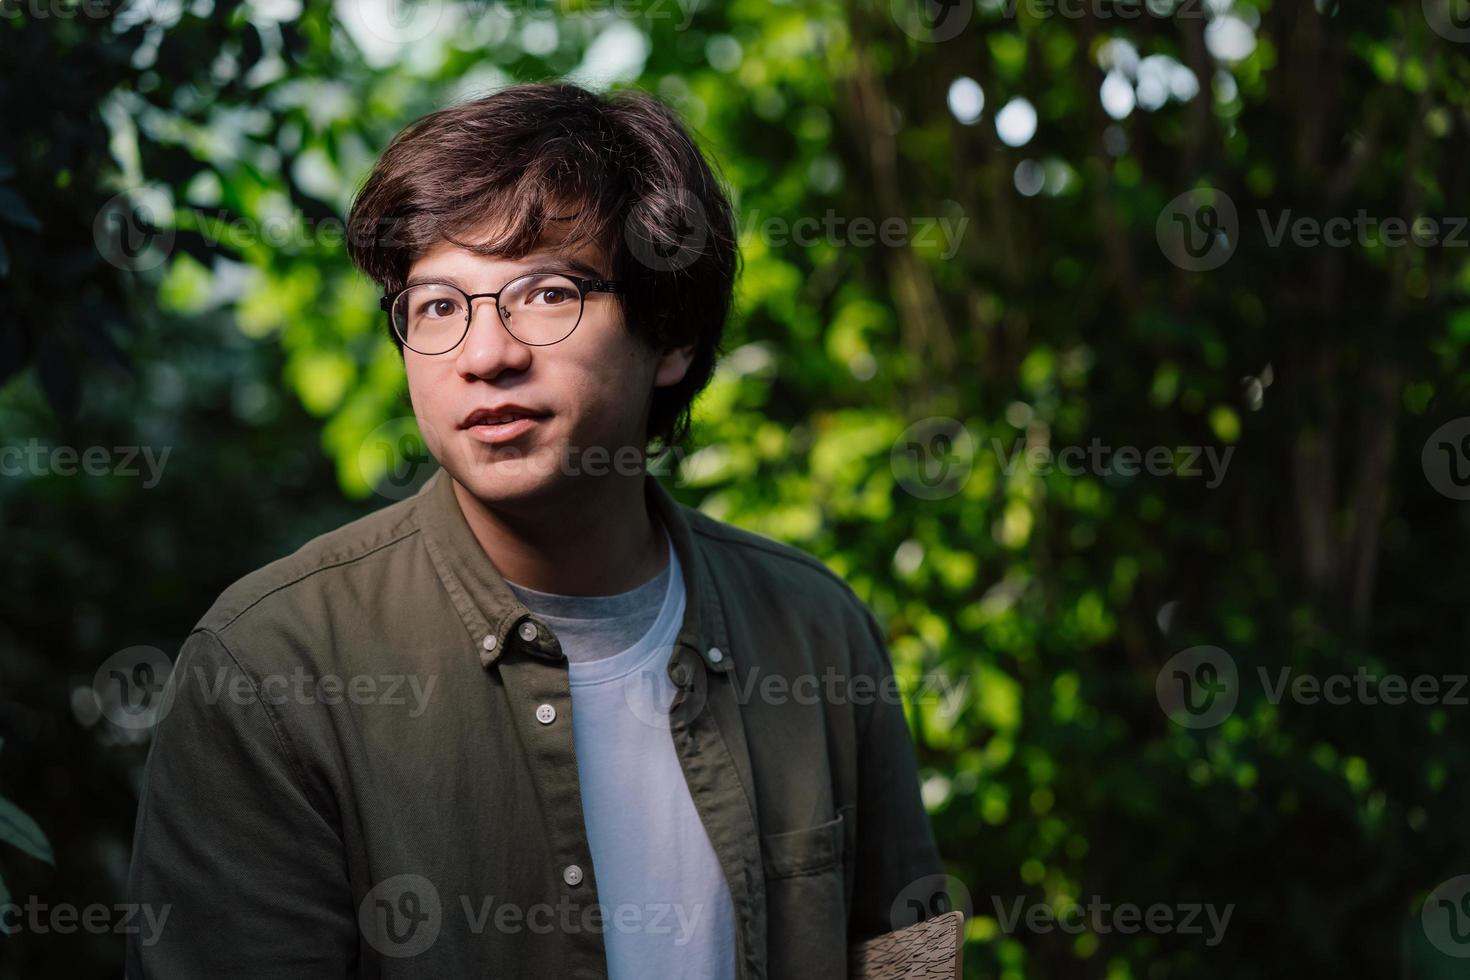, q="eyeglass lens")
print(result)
[391,274,585,353]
